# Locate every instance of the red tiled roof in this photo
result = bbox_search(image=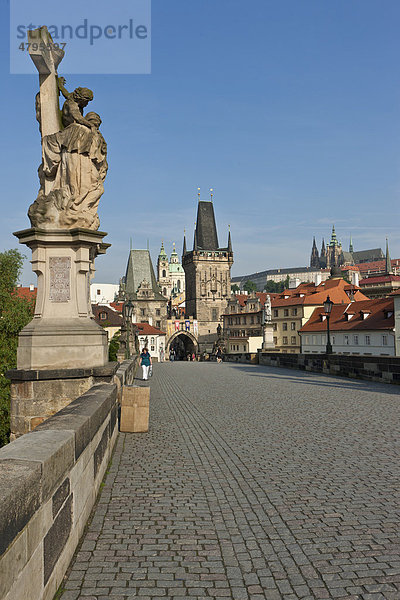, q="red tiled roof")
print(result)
[233,292,280,307]
[271,278,368,307]
[134,322,166,335]
[110,301,123,313]
[299,297,394,333]
[15,286,37,300]
[356,258,400,273]
[92,305,123,326]
[359,275,400,285]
